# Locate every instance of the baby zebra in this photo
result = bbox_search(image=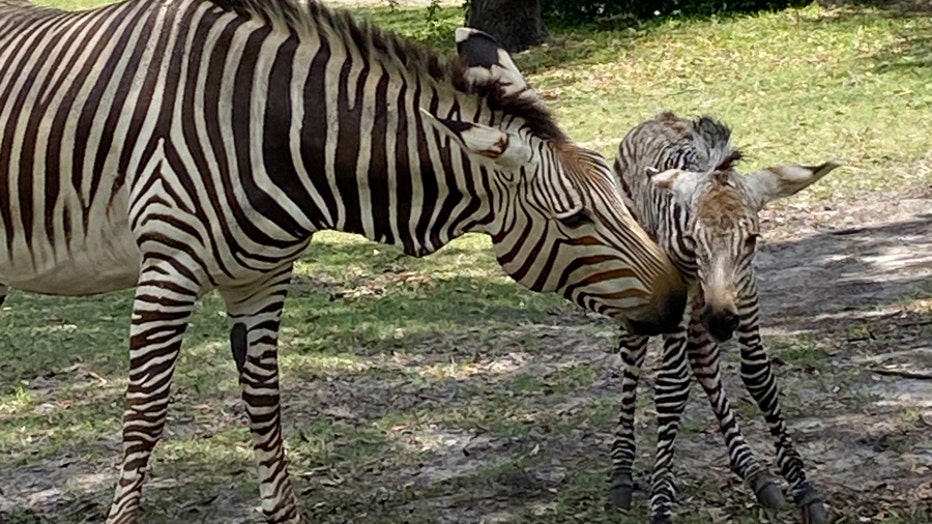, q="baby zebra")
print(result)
[607,111,839,524]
